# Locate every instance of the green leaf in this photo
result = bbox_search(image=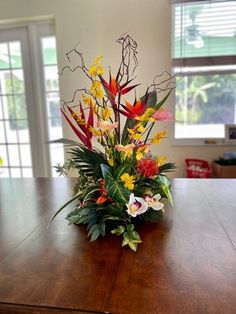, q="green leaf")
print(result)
[155,175,173,208]
[114,163,132,179]
[67,215,81,225]
[49,193,82,224]
[101,164,130,204]
[143,91,157,109]
[158,162,176,173]
[121,118,135,145]
[90,229,100,242]
[88,224,99,237]
[127,224,134,232]
[100,221,106,237]
[111,225,125,235]
[154,90,172,111]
